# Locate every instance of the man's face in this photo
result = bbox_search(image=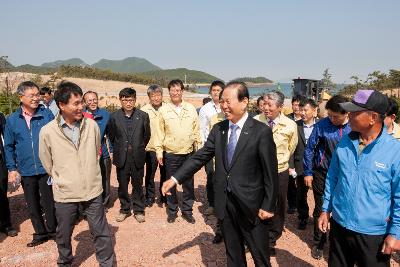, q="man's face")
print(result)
[257,99,264,113]
[210,85,223,103]
[59,93,83,121]
[20,87,40,110]
[169,85,183,104]
[263,97,282,120]
[327,110,348,126]
[220,86,248,122]
[301,104,316,123]
[120,96,136,112]
[42,93,53,105]
[149,91,162,107]
[349,111,374,132]
[292,100,300,116]
[83,92,98,112]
